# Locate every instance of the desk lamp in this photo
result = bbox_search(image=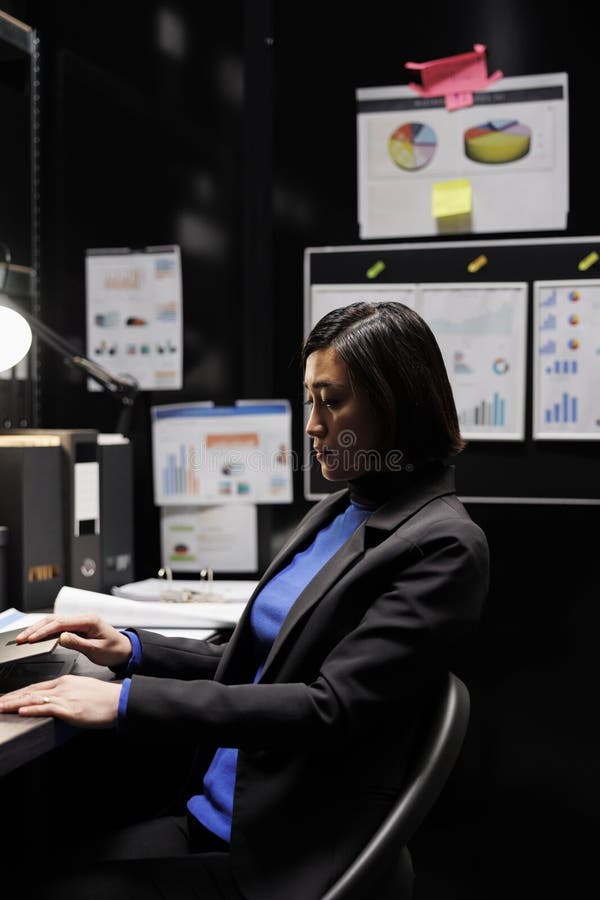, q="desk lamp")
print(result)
[0,250,139,436]
[0,300,140,436]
